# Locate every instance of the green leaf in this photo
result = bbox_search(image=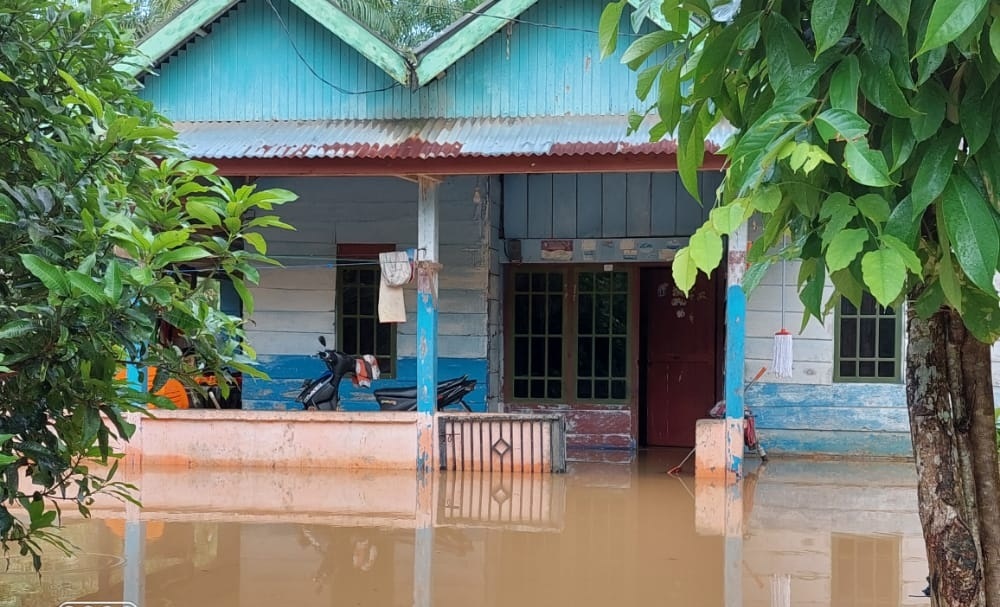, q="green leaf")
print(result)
[820,192,859,247]
[910,82,947,142]
[830,268,865,309]
[959,81,992,154]
[636,63,663,101]
[689,225,723,273]
[941,172,999,293]
[671,248,699,295]
[152,246,214,268]
[709,200,747,234]
[0,454,16,467]
[940,248,963,313]
[918,0,989,56]
[961,286,1000,342]
[991,17,1000,63]
[844,140,895,186]
[185,199,221,228]
[826,228,869,271]
[695,21,740,99]
[862,249,906,306]
[885,195,920,248]
[657,64,683,133]
[859,50,918,118]
[914,280,945,318]
[242,232,267,254]
[763,13,812,95]
[750,185,782,213]
[598,1,626,59]
[104,259,123,300]
[0,70,12,83]
[875,0,910,31]
[855,194,891,224]
[150,230,190,255]
[830,56,860,113]
[742,259,772,296]
[917,45,947,86]
[811,0,855,56]
[800,260,826,322]
[20,254,69,296]
[231,276,255,317]
[911,131,958,217]
[882,234,922,276]
[887,117,916,172]
[677,102,707,200]
[68,272,109,302]
[621,30,681,69]
[815,108,869,142]
[0,320,35,340]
